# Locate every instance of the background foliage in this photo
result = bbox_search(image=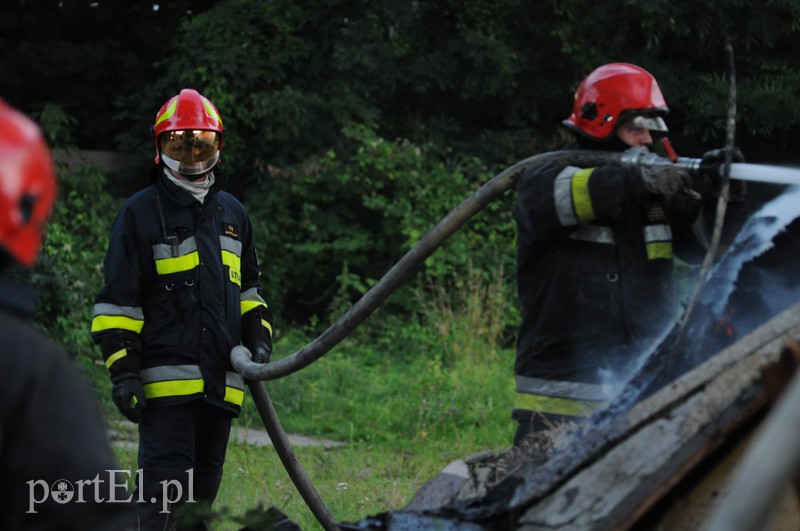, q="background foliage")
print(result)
[7,0,800,327]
